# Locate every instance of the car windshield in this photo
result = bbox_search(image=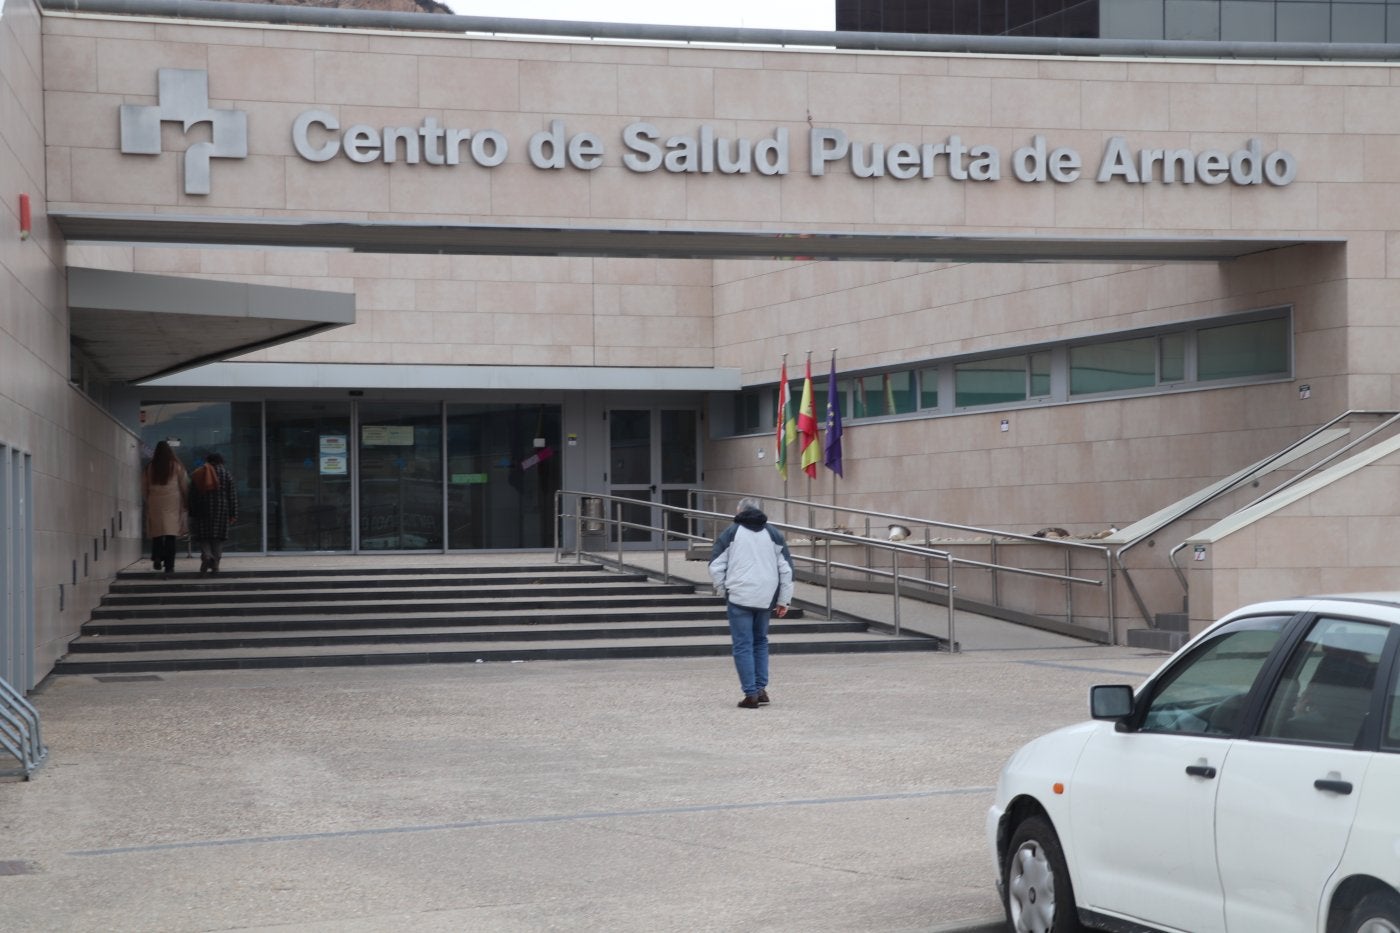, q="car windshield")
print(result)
[1141,616,1291,736]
